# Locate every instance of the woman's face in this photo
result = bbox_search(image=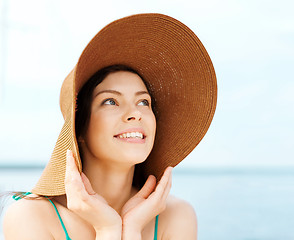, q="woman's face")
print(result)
[81,71,156,166]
